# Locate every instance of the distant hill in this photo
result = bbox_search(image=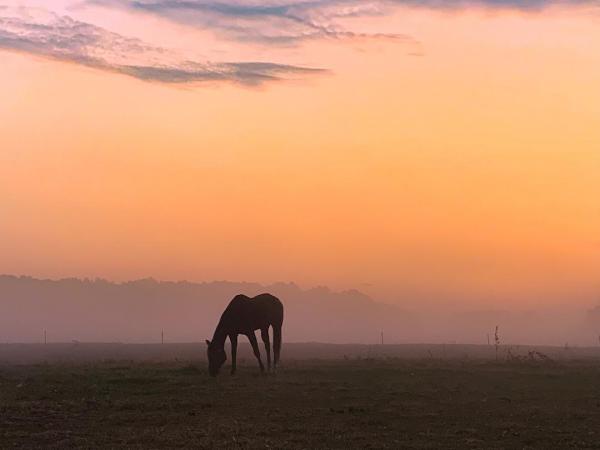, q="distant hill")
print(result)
[0,275,412,343]
[1,275,597,345]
